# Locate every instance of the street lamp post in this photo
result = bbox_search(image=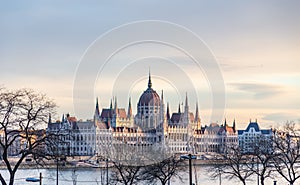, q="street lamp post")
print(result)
[56,158,59,185]
[219,169,221,185]
[106,158,108,185]
[189,154,192,185]
[180,154,196,185]
[40,172,42,185]
[257,157,259,185]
